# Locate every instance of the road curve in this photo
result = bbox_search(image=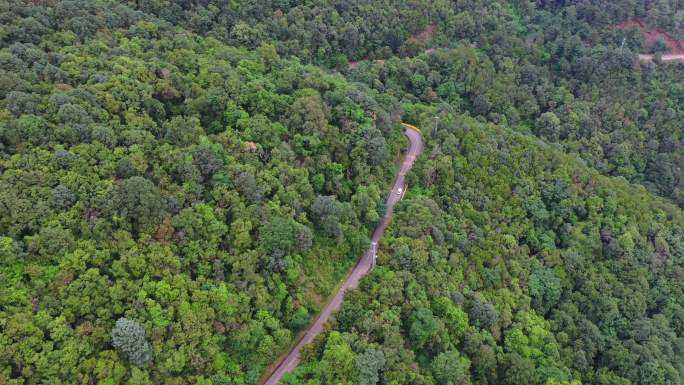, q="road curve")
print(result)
[262,123,424,385]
